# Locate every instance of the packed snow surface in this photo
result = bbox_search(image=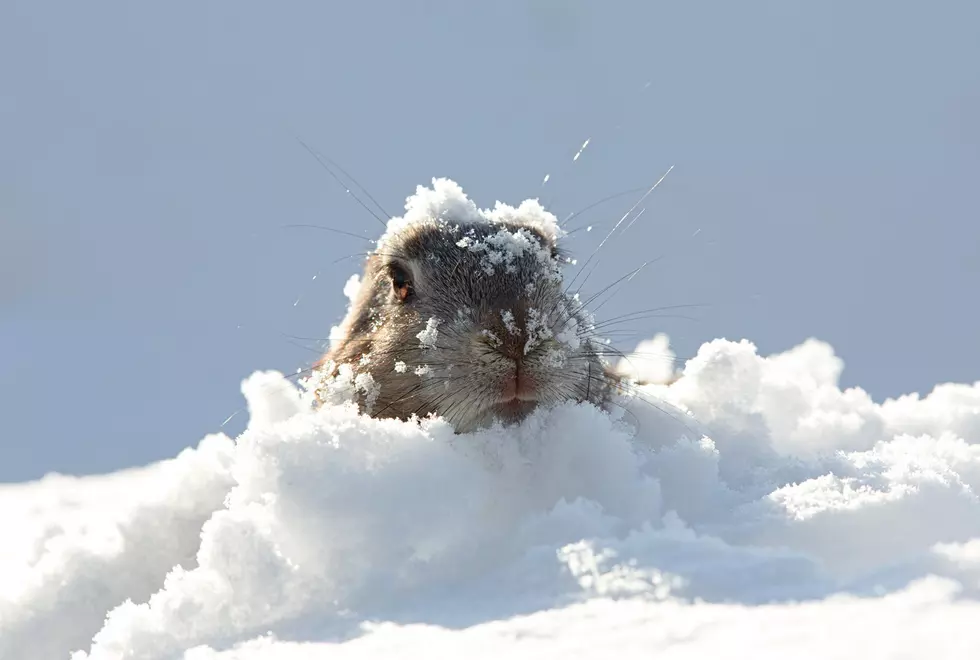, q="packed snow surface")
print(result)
[2,181,979,659]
